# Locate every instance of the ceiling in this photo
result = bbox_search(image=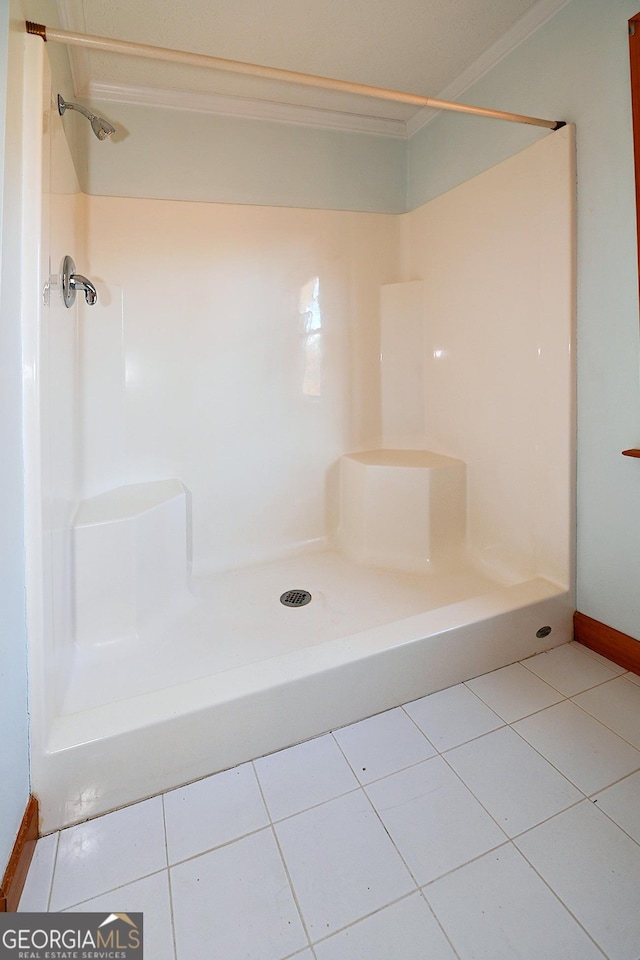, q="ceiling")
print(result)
[30,0,571,137]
